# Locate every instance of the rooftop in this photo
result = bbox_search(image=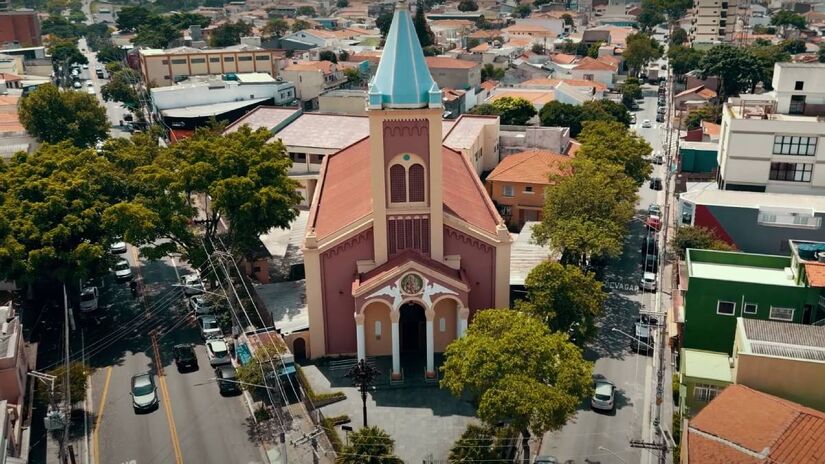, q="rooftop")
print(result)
[510,222,557,286]
[425,56,479,69]
[686,249,799,287]
[442,114,498,151]
[680,187,825,212]
[283,60,335,74]
[686,385,825,463]
[257,280,308,335]
[682,348,732,383]
[223,106,301,134]
[739,318,825,362]
[488,89,555,106]
[160,98,269,118]
[269,113,369,150]
[487,150,572,184]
